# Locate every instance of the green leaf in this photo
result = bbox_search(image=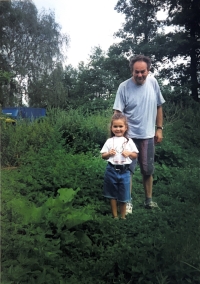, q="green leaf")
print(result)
[57,188,79,203]
[74,231,92,247]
